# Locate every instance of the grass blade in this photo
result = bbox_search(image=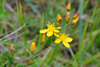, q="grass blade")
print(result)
[17,2,27,45]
